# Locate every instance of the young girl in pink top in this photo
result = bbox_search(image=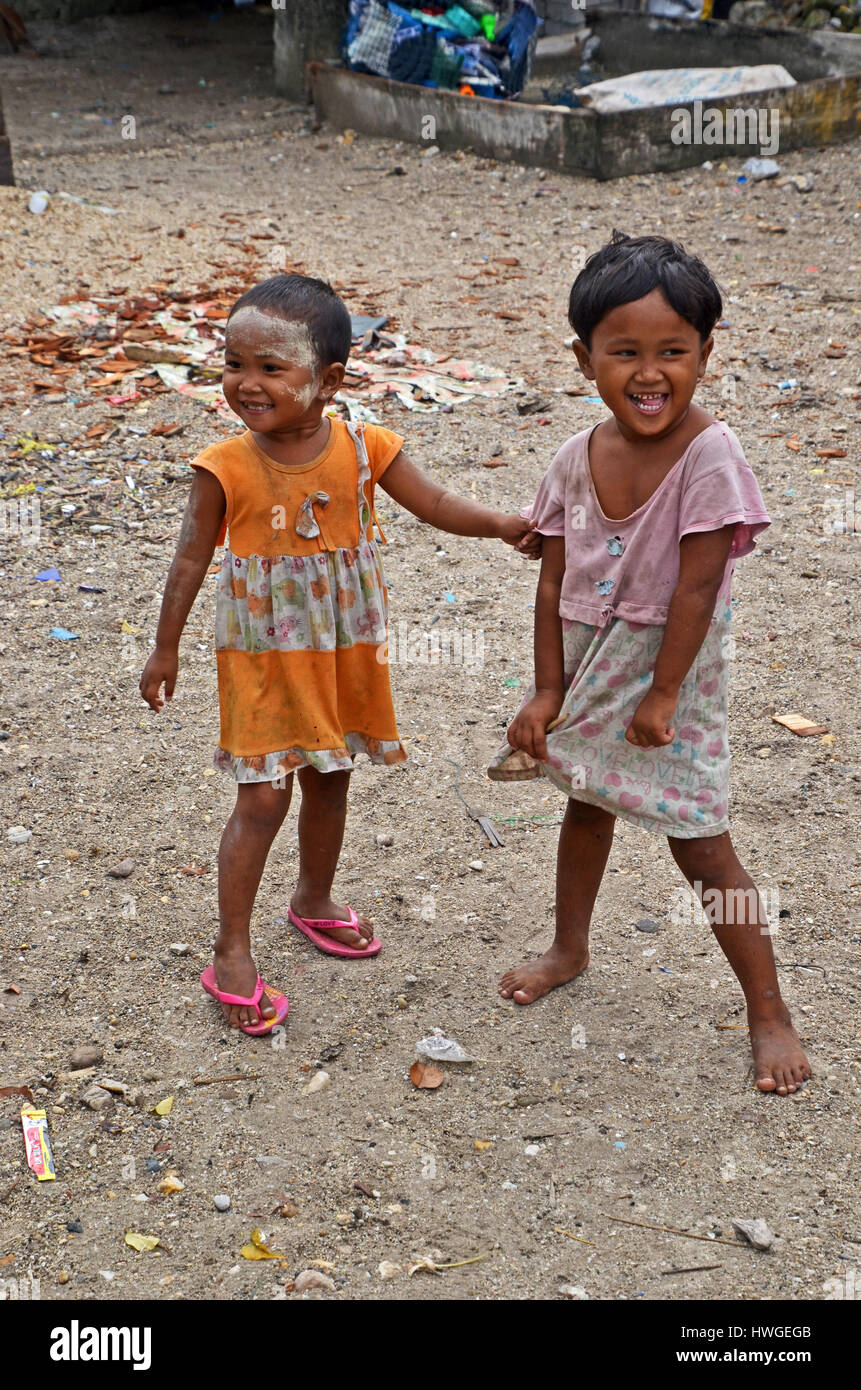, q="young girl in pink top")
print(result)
[492,233,811,1097]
